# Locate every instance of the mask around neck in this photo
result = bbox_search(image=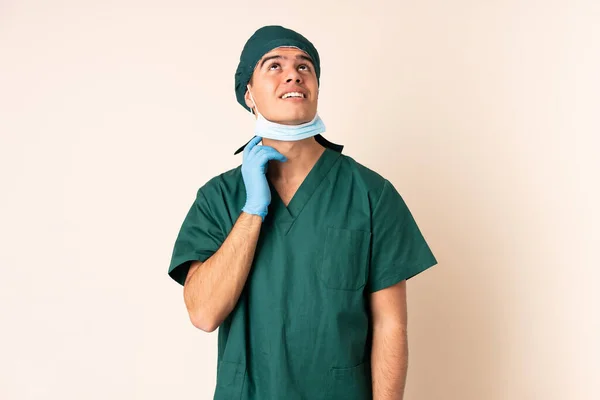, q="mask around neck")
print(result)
[247,85,326,141]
